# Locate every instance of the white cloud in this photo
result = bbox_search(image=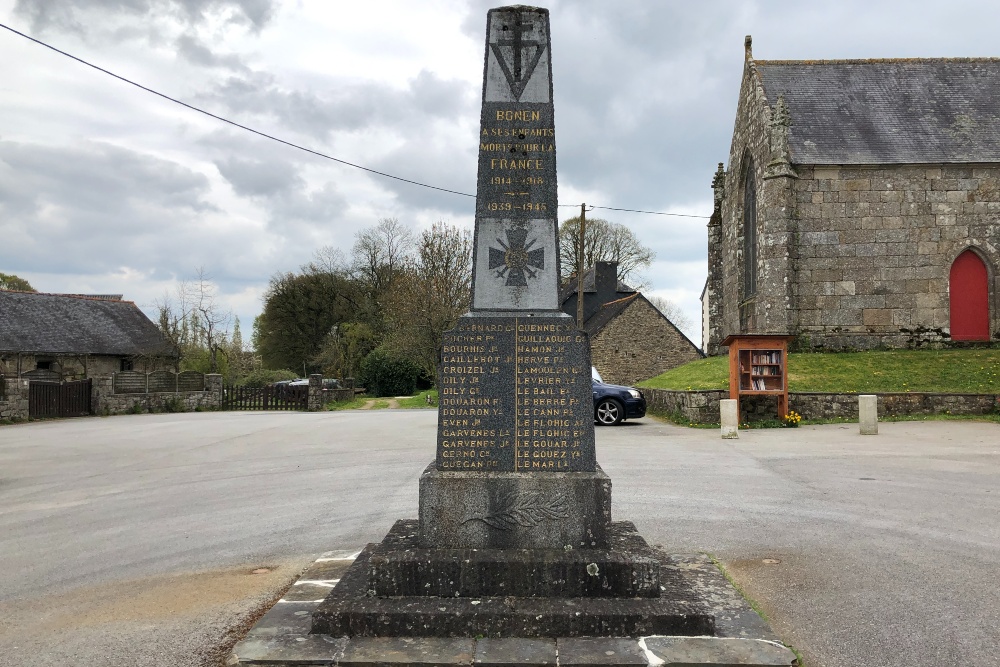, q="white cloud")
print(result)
[4,0,1000,336]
